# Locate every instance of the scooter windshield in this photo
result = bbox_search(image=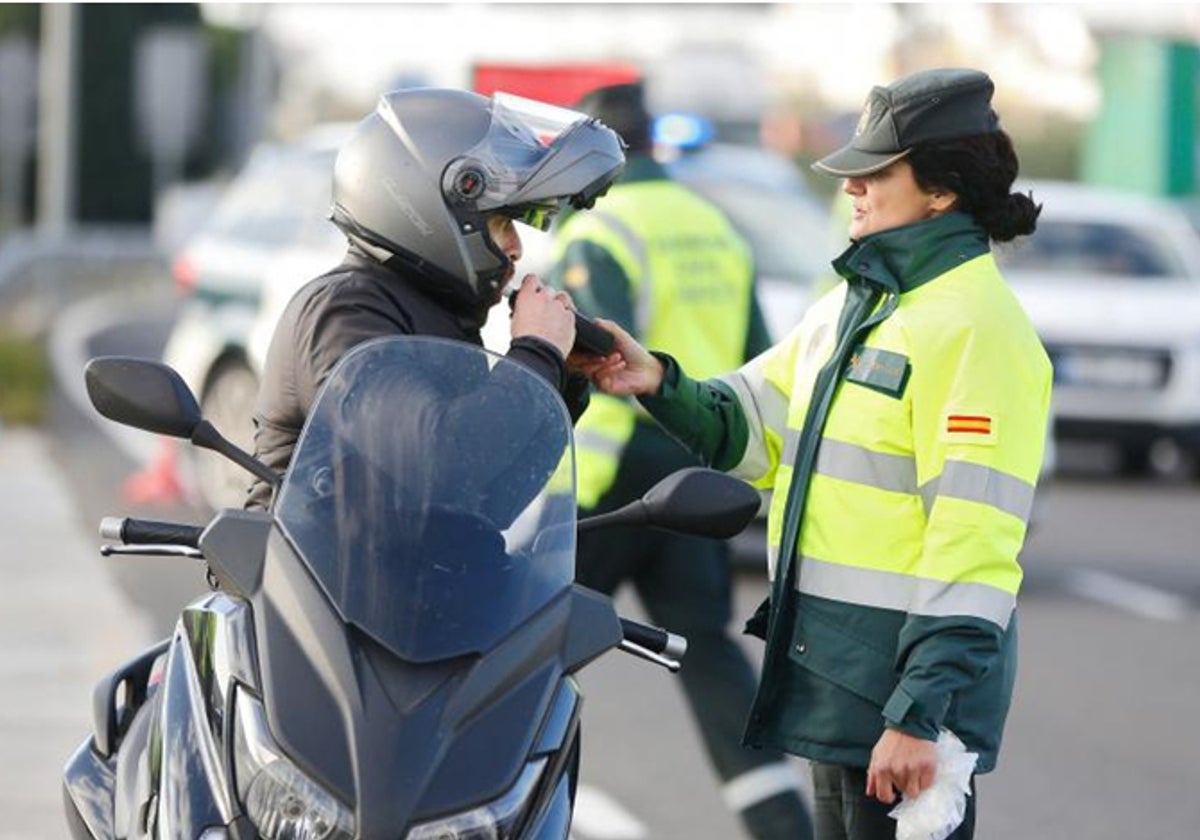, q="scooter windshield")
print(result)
[274,336,576,663]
